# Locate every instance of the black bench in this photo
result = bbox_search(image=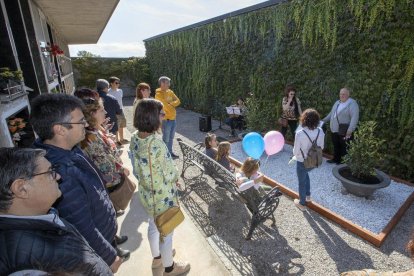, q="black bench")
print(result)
[177,138,282,240]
